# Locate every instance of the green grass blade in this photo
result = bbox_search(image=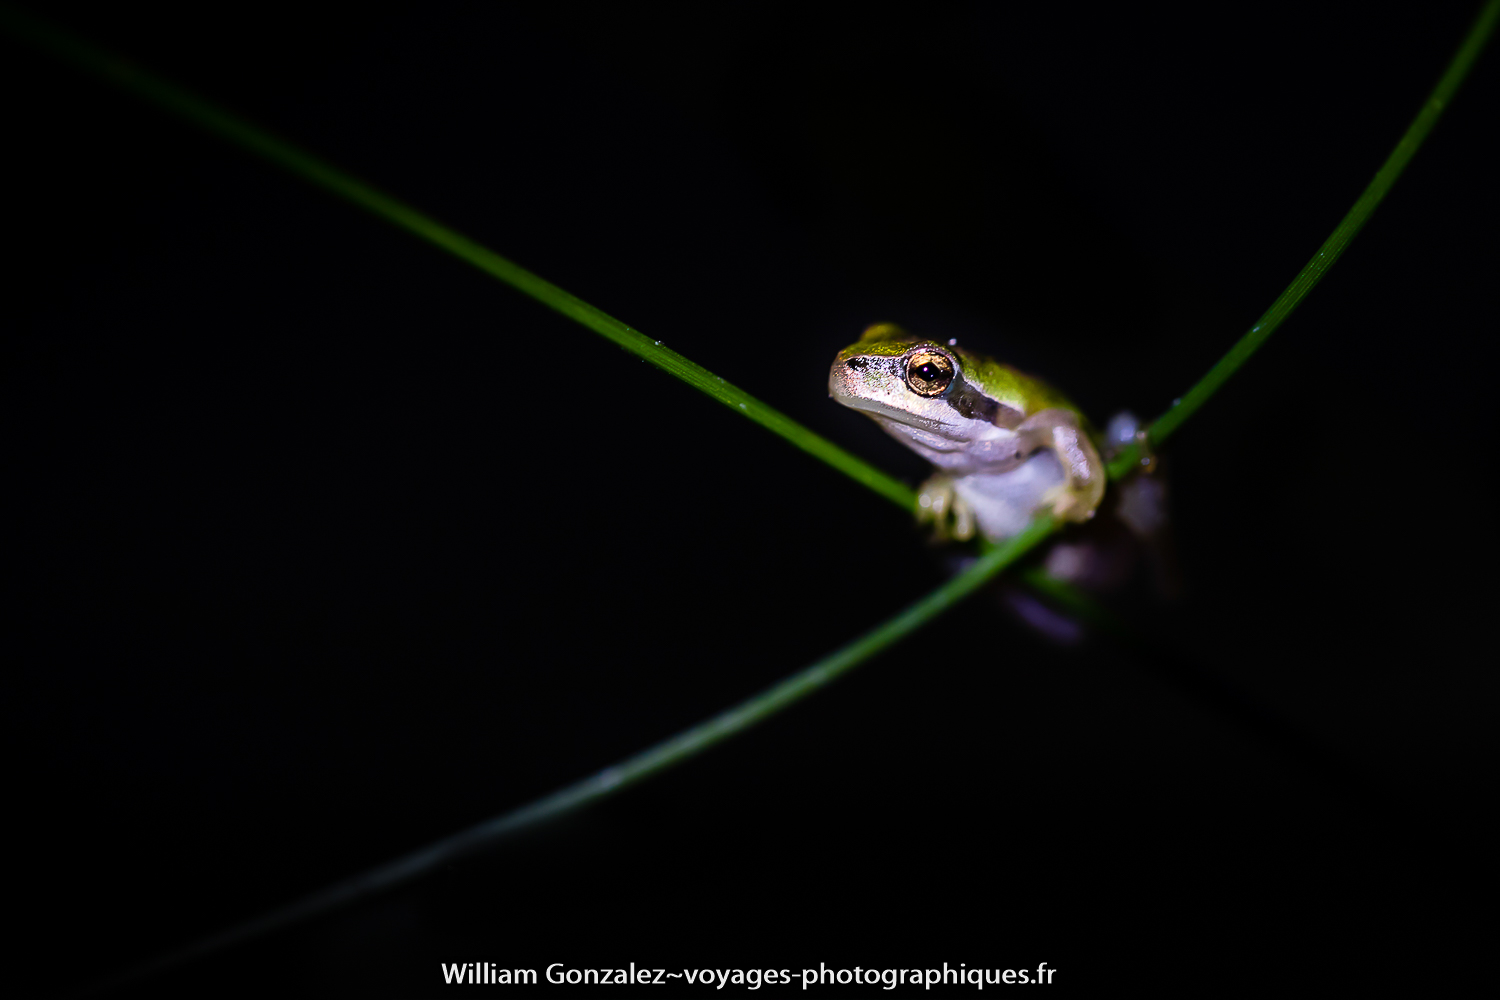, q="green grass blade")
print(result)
[1109,0,1498,479]
[16,0,1488,499]
[11,2,1494,986]
[0,6,916,512]
[89,515,1055,991]
[8,3,1496,497]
